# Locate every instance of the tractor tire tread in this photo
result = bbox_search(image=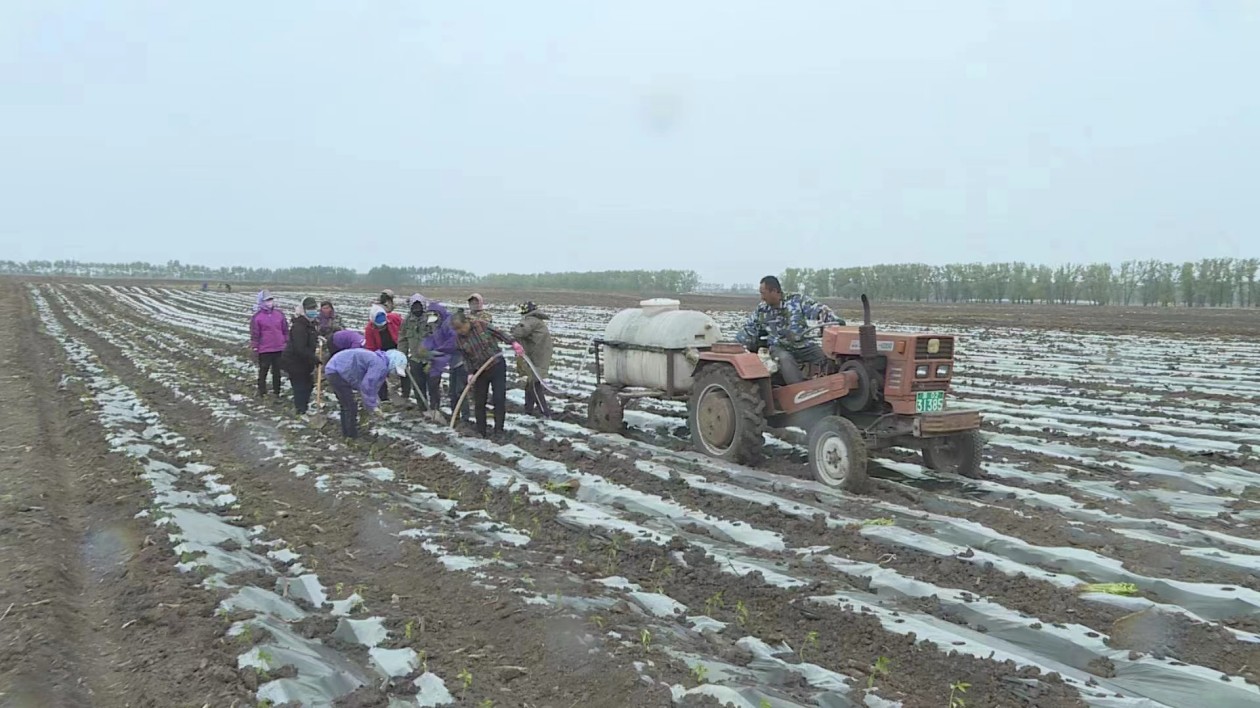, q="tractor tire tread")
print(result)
[807,415,870,493]
[689,364,765,465]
